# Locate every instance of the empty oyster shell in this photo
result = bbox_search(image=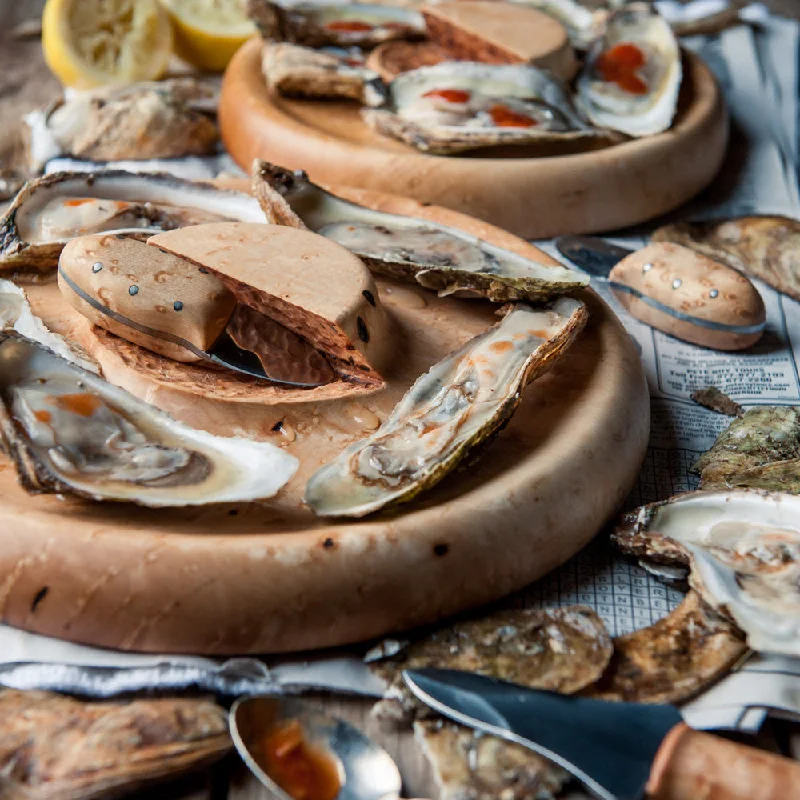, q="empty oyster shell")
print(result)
[263,42,380,101]
[305,297,587,517]
[0,327,298,506]
[252,162,589,302]
[363,61,607,155]
[613,489,800,656]
[248,0,426,47]
[0,171,264,279]
[576,4,681,137]
[693,406,800,493]
[25,80,219,173]
[586,590,747,705]
[652,216,800,303]
[0,690,231,800]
